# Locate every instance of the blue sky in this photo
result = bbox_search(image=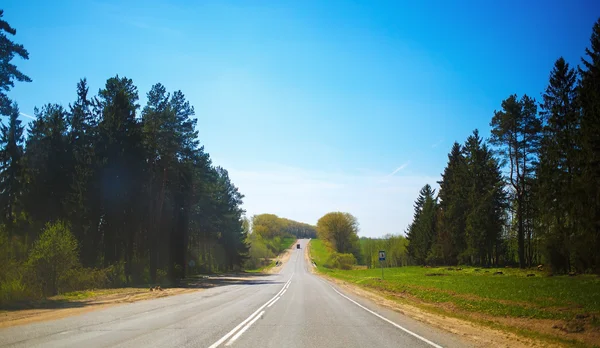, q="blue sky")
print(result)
[3,0,599,237]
